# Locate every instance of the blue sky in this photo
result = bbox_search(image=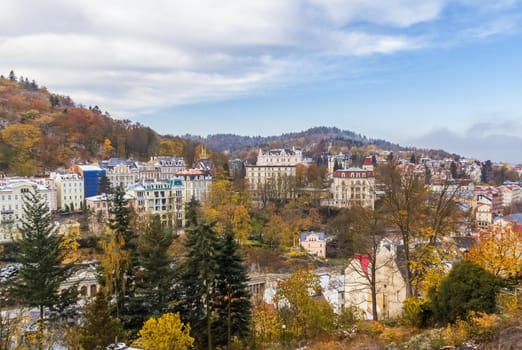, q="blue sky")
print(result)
[1,1,522,163]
